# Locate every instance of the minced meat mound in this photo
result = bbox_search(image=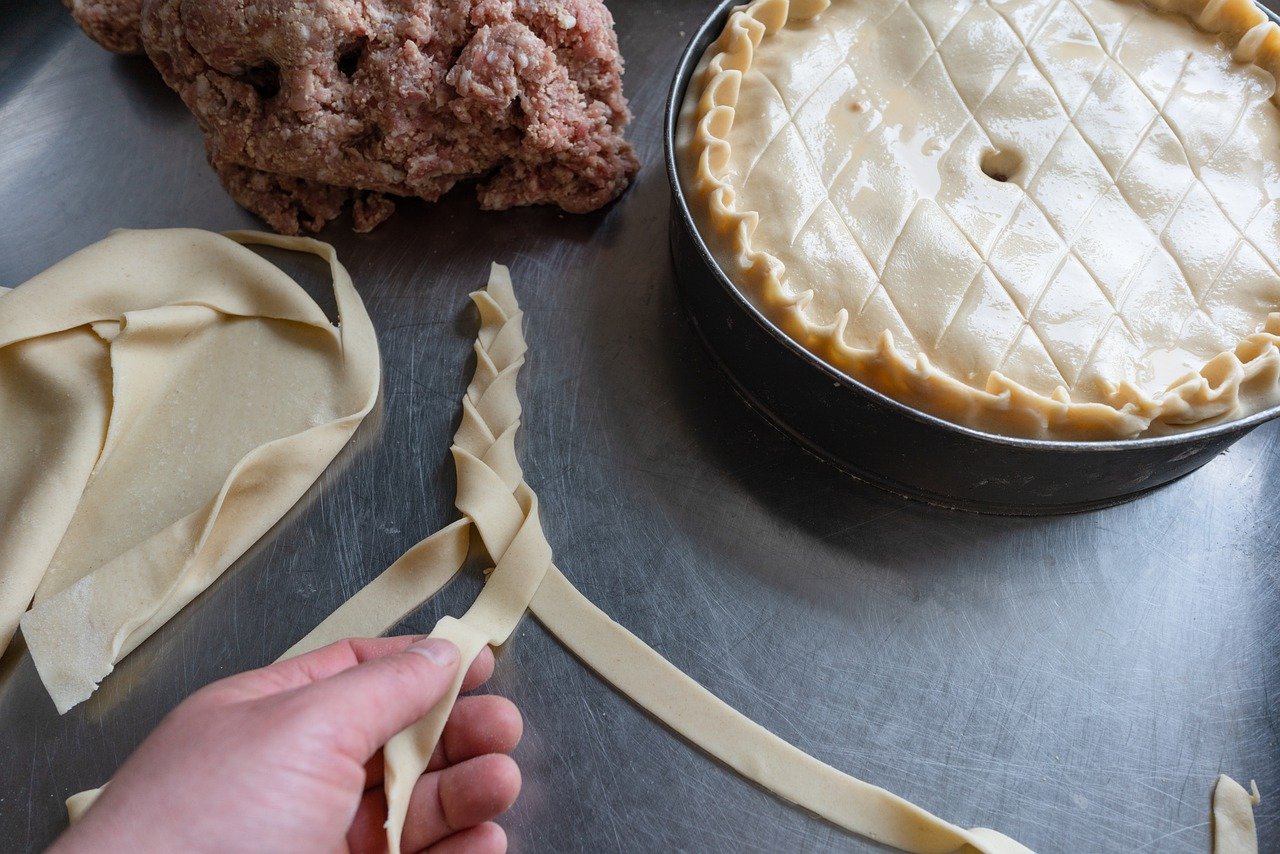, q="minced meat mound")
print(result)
[67,0,639,233]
